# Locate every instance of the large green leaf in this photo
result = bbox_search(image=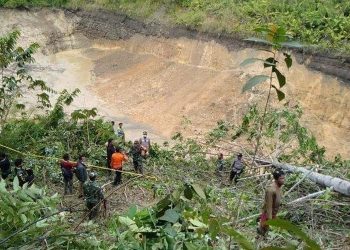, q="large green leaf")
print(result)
[191,184,206,200]
[273,68,286,88]
[0,179,6,192]
[127,204,137,219]
[264,57,277,68]
[208,219,220,239]
[272,85,285,101]
[283,53,292,69]
[119,216,138,231]
[13,177,20,192]
[223,227,254,250]
[159,209,179,223]
[189,219,207,228]
[242,75,269,92]
[240,58,263,67]
[267,219,321,250]
[20,214,27,223]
